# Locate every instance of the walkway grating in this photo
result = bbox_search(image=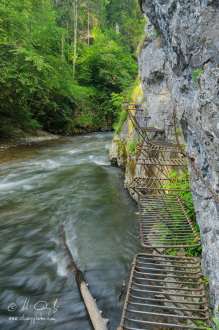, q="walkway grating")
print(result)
[119,253,209,329]
[147,140,180,150]
[138,194,200,248]
[122,103,141,107]
[137,157,188,167]
[129,115,151,120]
[129,177,191,194]
[137,144,182,153]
